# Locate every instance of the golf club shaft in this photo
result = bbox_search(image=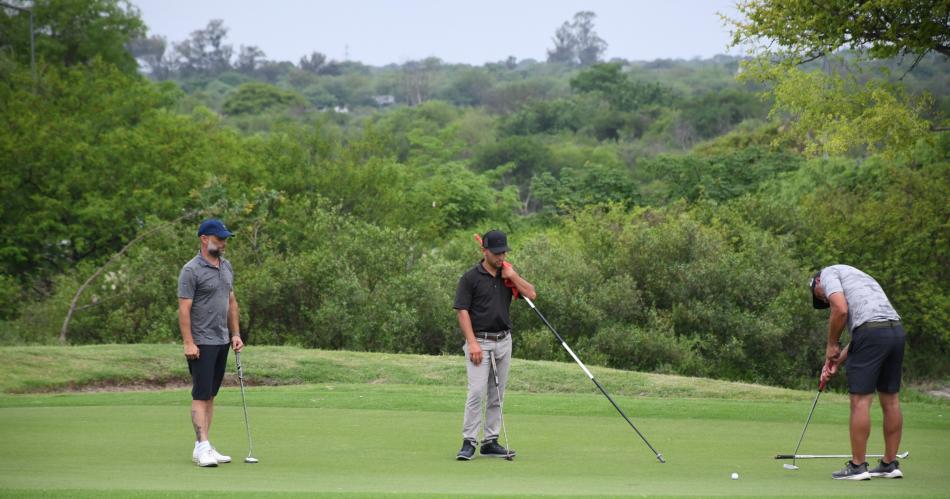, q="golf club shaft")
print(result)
[790,388,822,465]
[489,350,512,459]
[776,450,909,460]
[523,296,665,463]
[235,352,254,456]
